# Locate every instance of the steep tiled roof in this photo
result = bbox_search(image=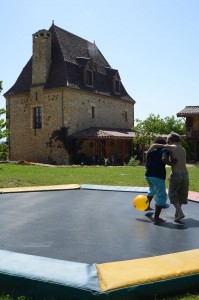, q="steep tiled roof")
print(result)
[70,127,135,139]
[5,59,32,95]
[51,25,109,67]
[177,106,199,117]
[5,24,134,103]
